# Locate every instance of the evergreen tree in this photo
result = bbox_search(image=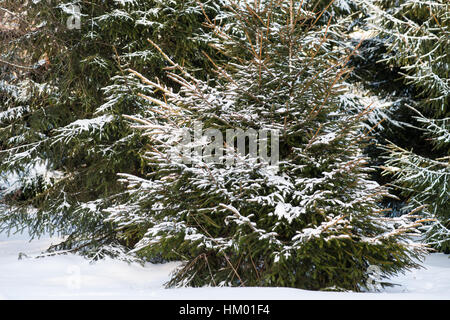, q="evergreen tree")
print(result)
[107,0,425,290]
[0,0,225,257]
[343,0,423,204]
[370,0,449,252]
[384,112,449,252]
